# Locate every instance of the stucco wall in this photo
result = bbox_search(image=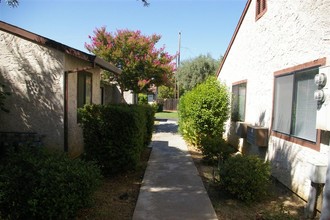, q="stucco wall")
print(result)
[0,30,65,150]
[218,0,330,202]
[64,55,101,157]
